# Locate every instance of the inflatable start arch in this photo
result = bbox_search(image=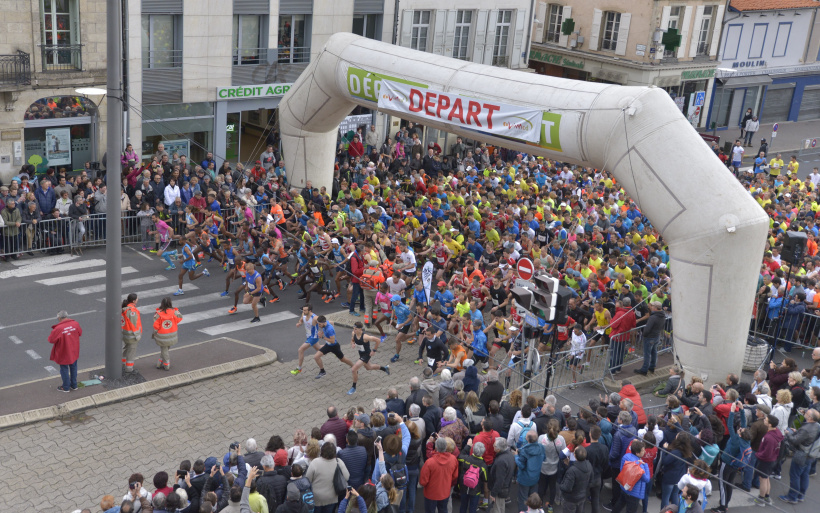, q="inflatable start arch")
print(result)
[279,33,769,381]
